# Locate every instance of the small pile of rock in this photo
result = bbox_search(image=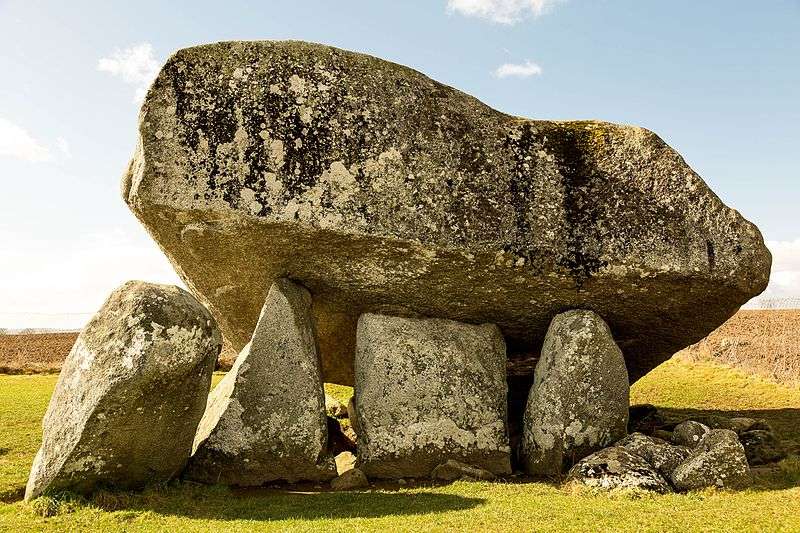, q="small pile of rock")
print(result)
[567,425,752,493]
